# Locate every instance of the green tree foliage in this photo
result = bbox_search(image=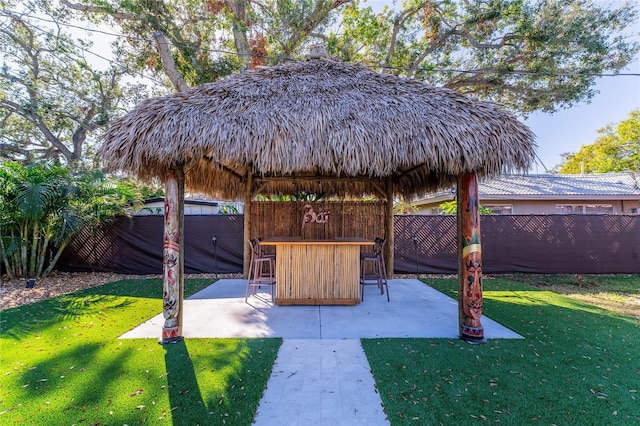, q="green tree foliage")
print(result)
[394,199,418,214]
[329,0,638,113]
[558,109,640,173]
[0,0,150,166]
[60,0,348,86]
[0,161,149,278]
[439,200,494,214]
[62,1,639,114]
